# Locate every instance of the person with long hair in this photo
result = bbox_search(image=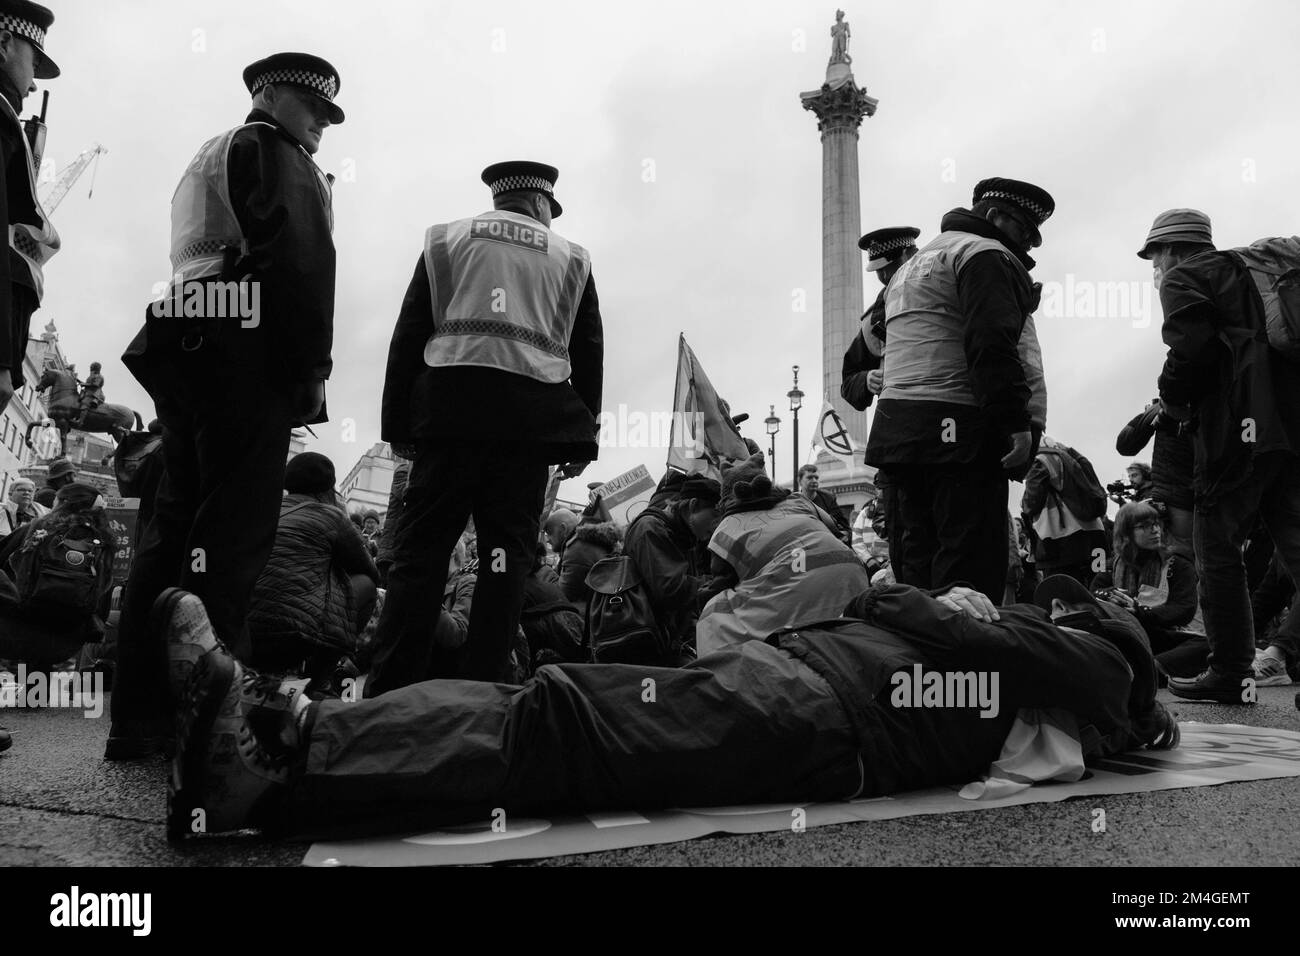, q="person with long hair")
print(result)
[1091,500,1207,678]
